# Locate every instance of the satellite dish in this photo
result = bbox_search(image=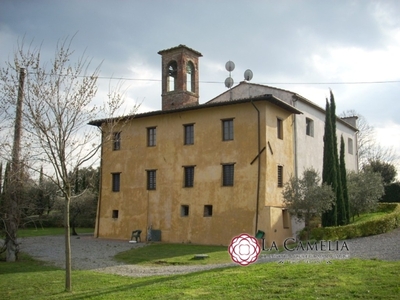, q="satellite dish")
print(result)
[225,61,235,72]
[225,77,234,89]
[244,69,253,81]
